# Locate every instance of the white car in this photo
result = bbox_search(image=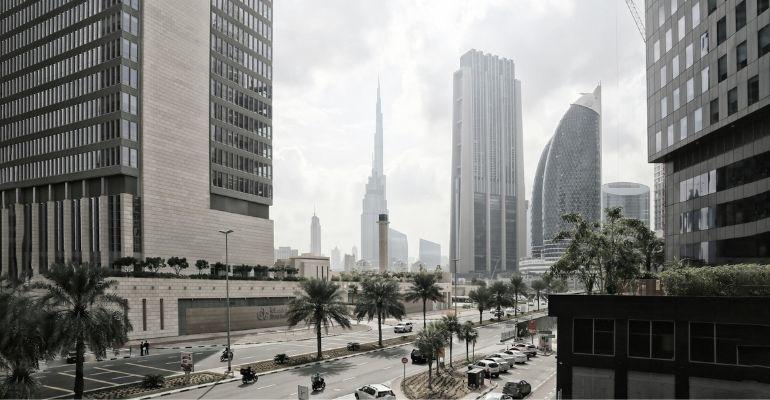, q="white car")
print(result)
[470,359,500,378]
[488,352,519,367]
[393,322,413,333]
[355,384,396,399]
[501,349,528,363]
[484,357,510,372]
